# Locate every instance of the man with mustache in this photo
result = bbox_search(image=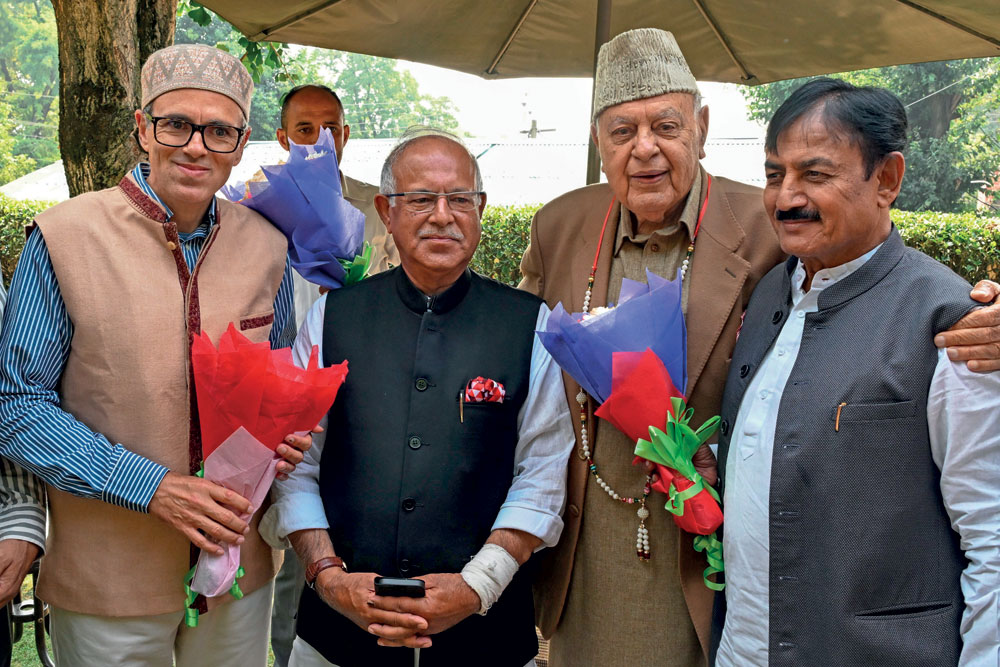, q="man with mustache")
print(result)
[0,44,312,665]
[260,127,575,666]
[520,28,1000,667]
[712,77,1000,666]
